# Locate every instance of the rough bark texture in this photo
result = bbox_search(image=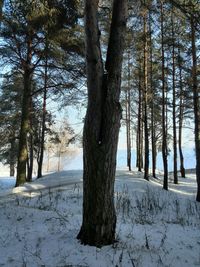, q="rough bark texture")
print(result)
[16,32,33,186]
[77,0,127,247]
[191,17,200,202]
[16,69,32,186]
